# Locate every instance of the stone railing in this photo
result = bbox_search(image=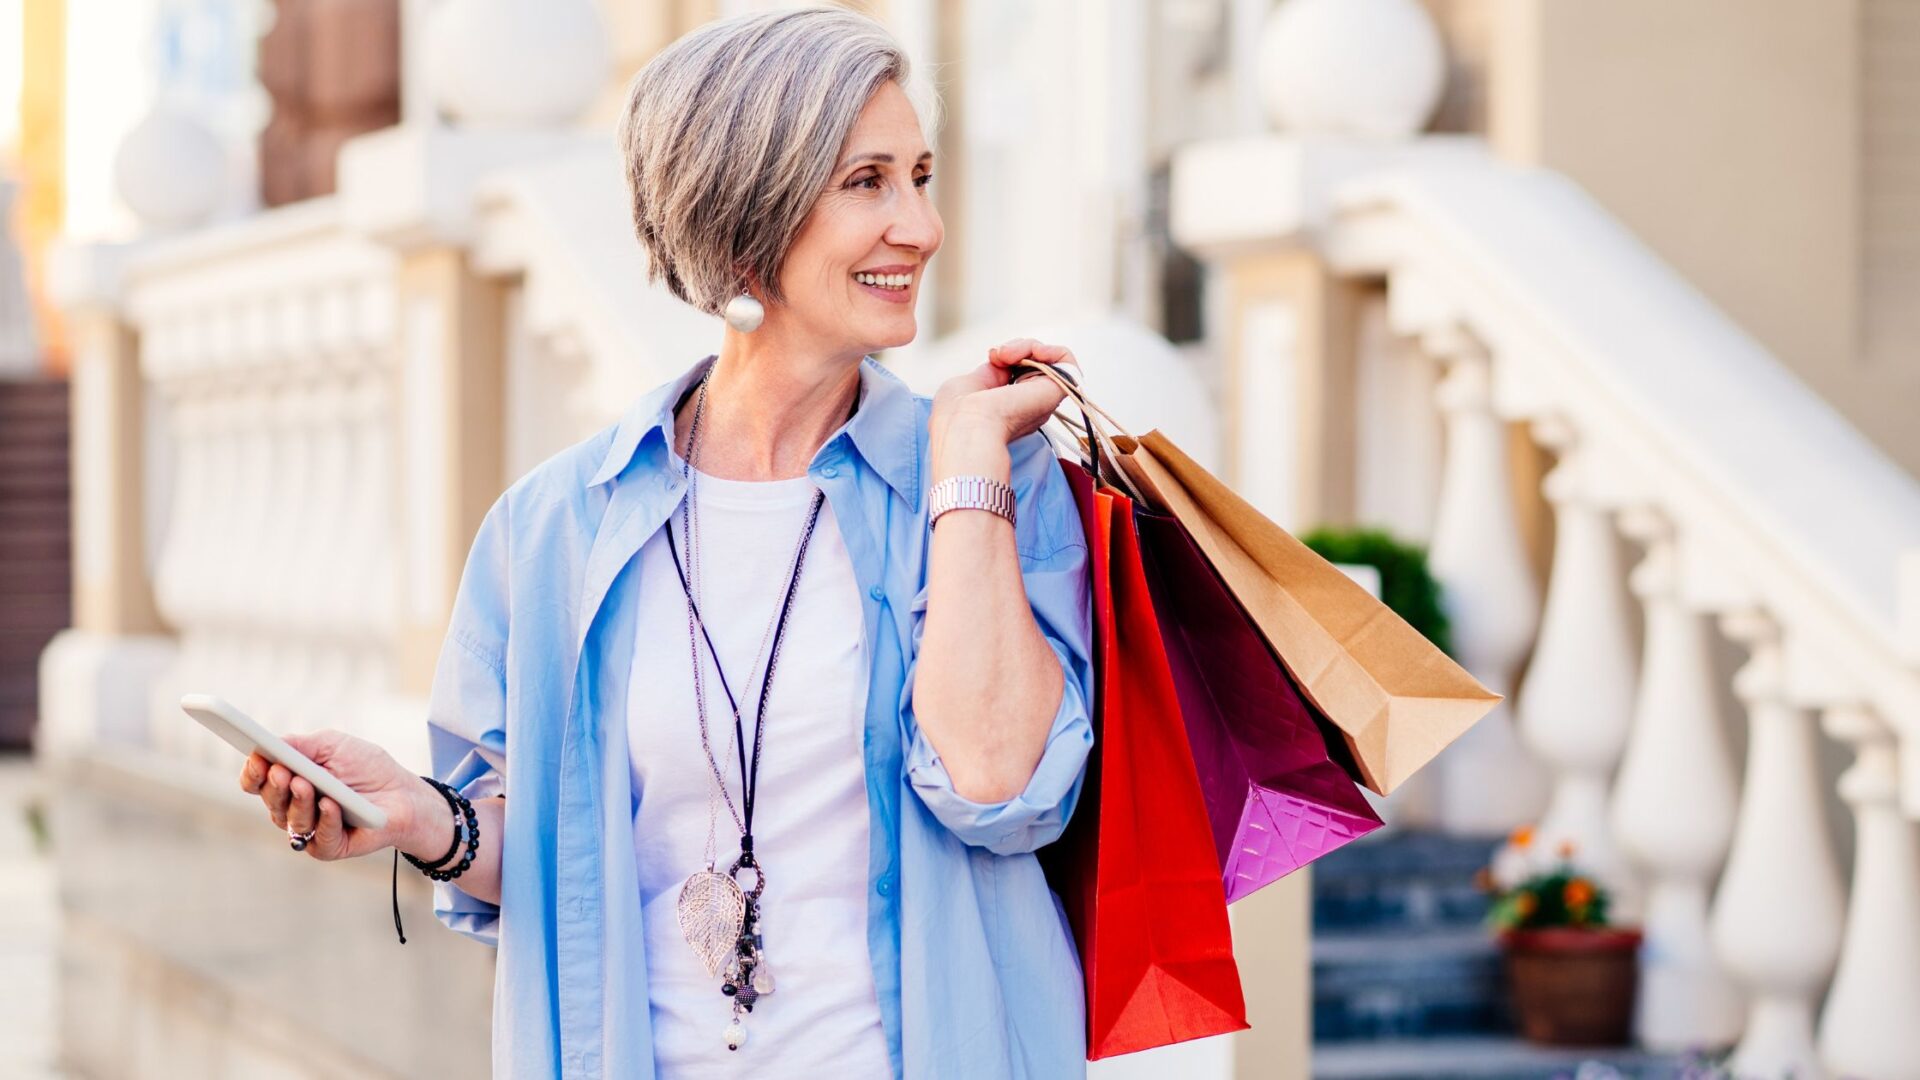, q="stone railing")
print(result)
[126,199,404,766]
[1174,135,1920,1079]
[42,111,731,773]
[43,198,419,771]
